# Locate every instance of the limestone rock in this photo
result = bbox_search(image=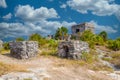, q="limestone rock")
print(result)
[0,40,3,49]
[9,41,38,59]
[58,40,90,59]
